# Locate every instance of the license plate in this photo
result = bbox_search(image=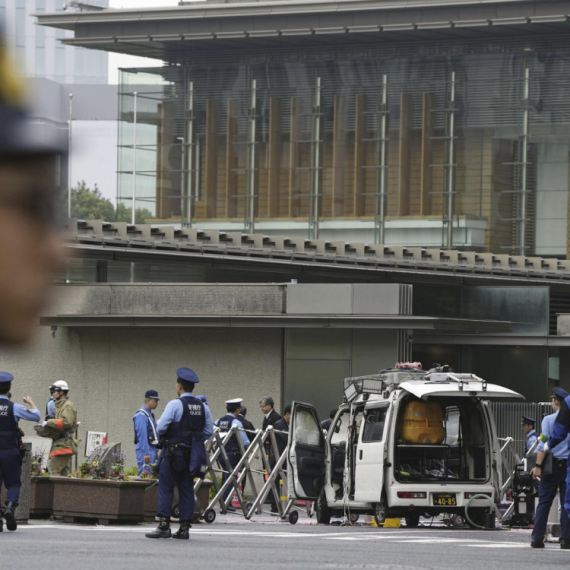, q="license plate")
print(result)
[433,493,457,506]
